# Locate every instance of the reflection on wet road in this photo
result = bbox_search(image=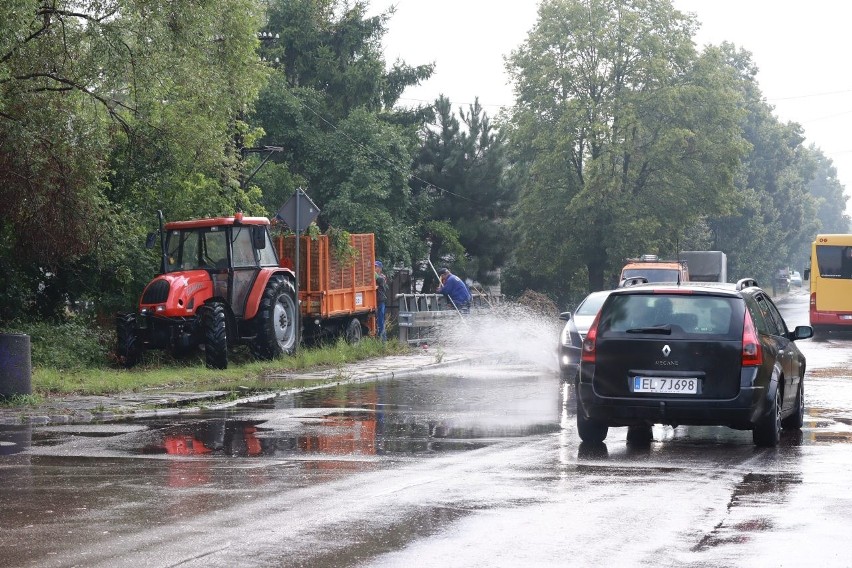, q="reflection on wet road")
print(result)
[131,365,561,464]
[1,292,852,567]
